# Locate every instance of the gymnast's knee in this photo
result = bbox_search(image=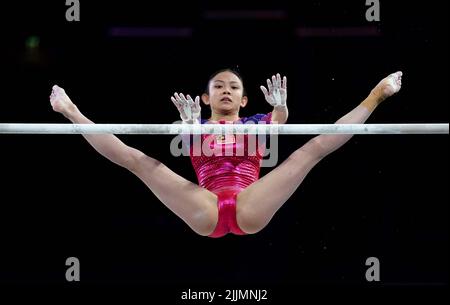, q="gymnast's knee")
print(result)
[236,207,270,235]
[188,209,218,237]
